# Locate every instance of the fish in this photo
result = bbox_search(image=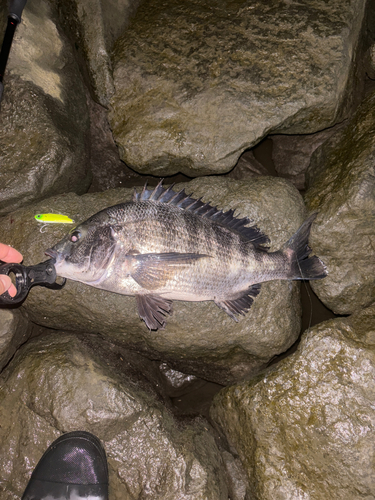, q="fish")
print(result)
[45,181,327,330]
[35,214,74,224]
